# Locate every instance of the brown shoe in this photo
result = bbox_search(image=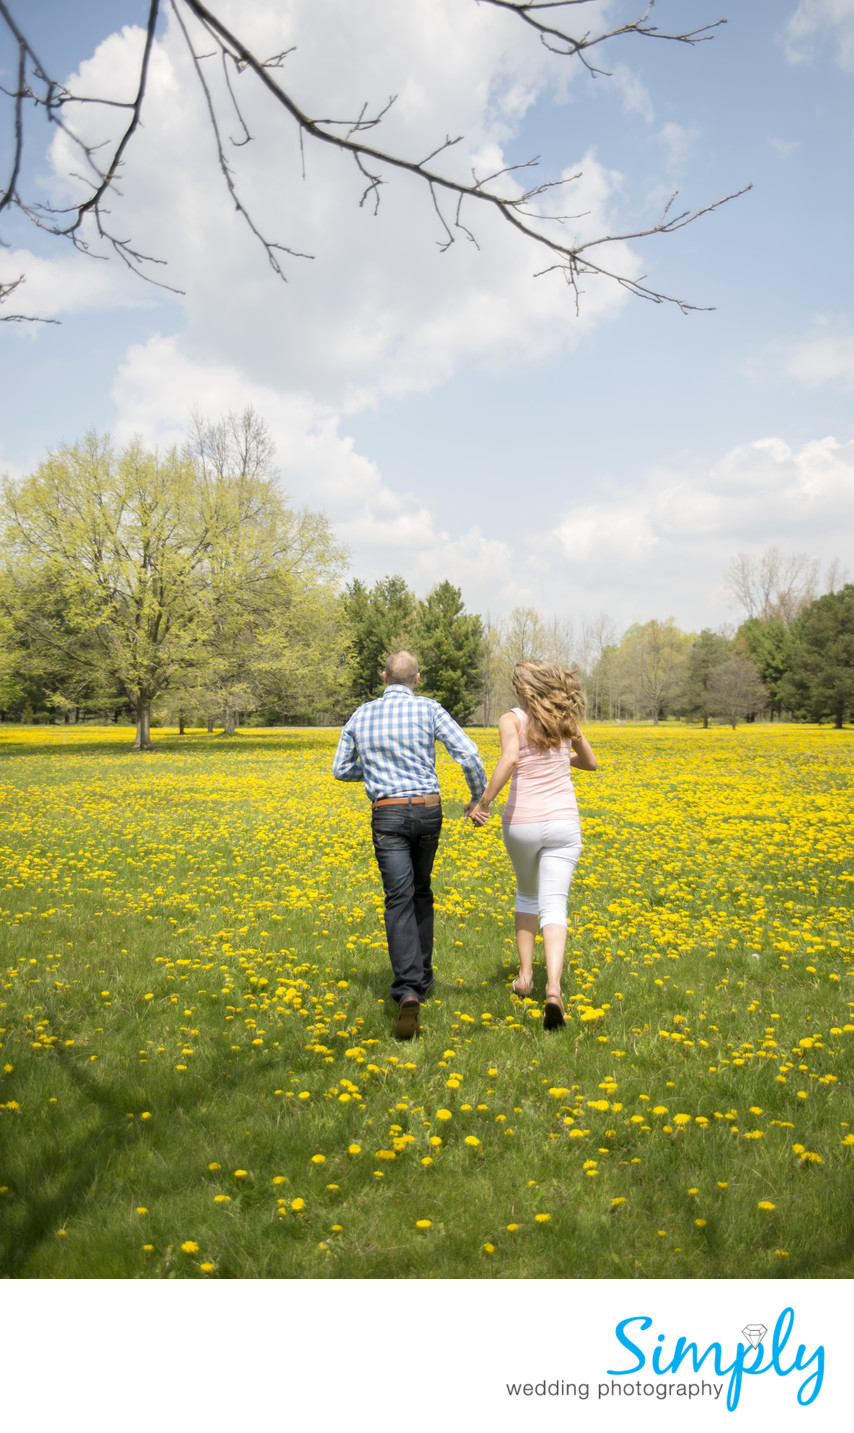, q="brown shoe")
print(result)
[394,999,420,1040]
